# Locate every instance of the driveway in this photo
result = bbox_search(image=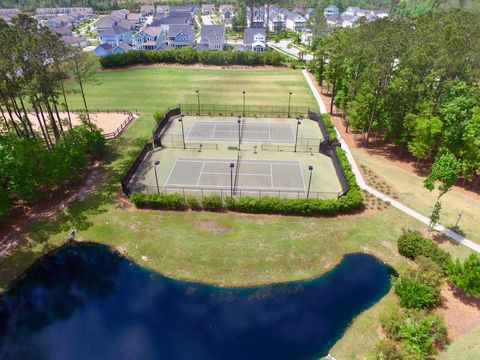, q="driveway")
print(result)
[267,39,314,61]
